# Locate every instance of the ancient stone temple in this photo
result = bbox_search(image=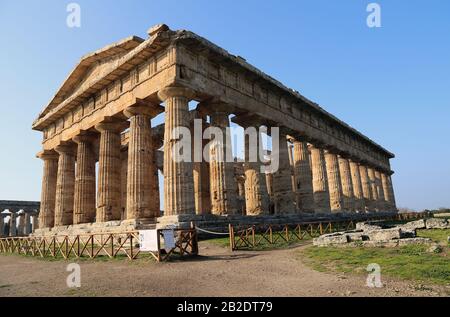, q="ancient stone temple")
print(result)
[32,24,397,235]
